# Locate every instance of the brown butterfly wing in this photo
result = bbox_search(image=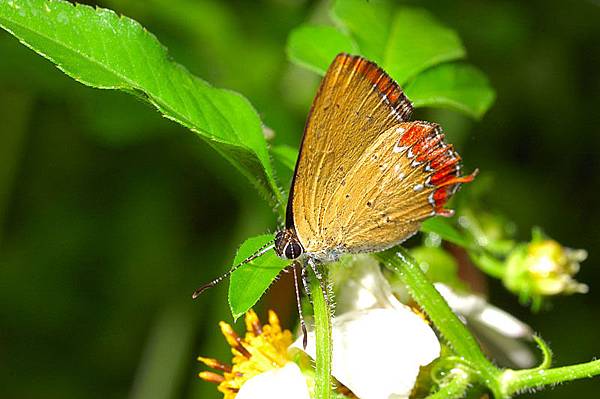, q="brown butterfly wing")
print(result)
[288,54,412,249]
[289,54,474,259]
[317,121,475,255]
